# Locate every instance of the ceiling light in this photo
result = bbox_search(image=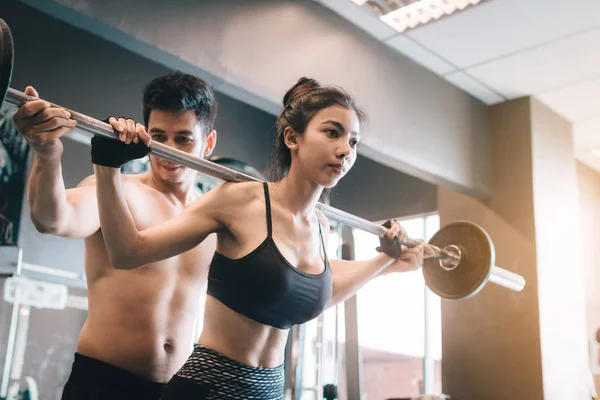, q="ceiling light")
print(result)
[591,147,600,158]
[356,0,486,33]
